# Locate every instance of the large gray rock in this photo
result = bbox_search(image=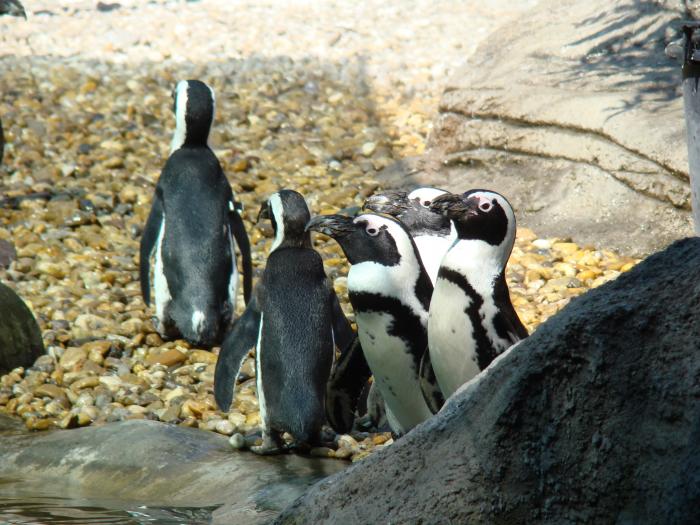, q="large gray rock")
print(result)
[0,281,44,374]
[380,0,693,256]
[275,237,700,524]
[0,419,346,524]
